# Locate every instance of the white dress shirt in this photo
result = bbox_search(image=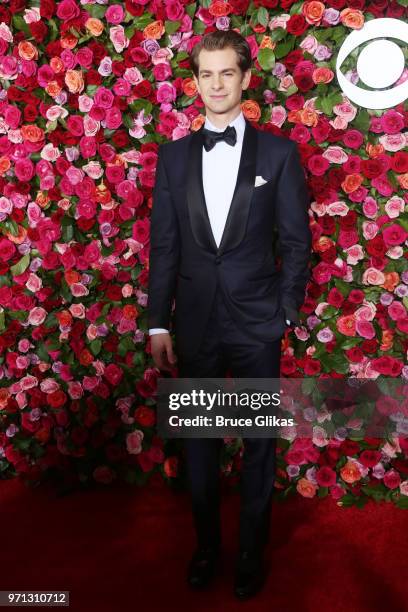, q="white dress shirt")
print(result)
[149,111,292,336]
